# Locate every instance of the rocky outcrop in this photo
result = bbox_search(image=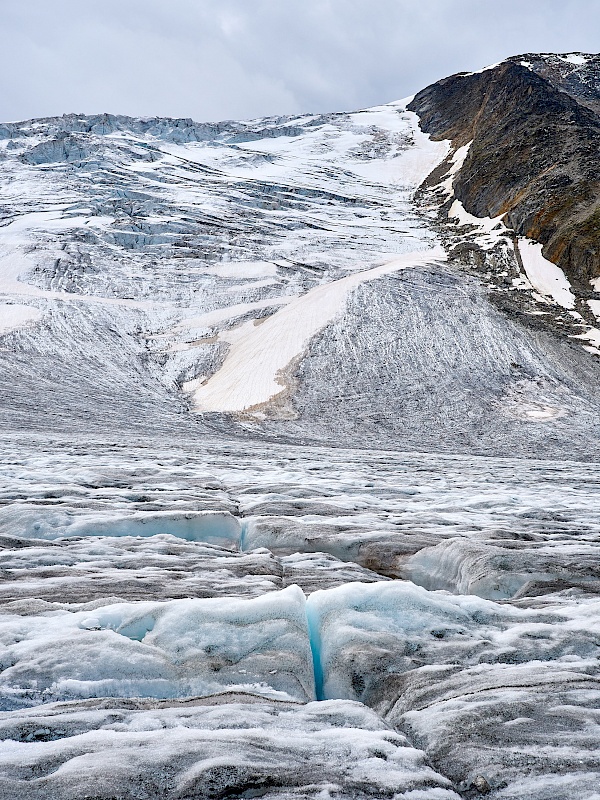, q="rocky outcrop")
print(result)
[409,54,600,290]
